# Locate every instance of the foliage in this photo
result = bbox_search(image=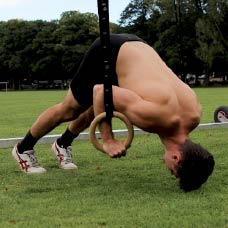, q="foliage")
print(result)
[0,0,228,88]
[56,11,99,77]
[0,12,99,87]
[120,0,228,78]
[195,0,228,76]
